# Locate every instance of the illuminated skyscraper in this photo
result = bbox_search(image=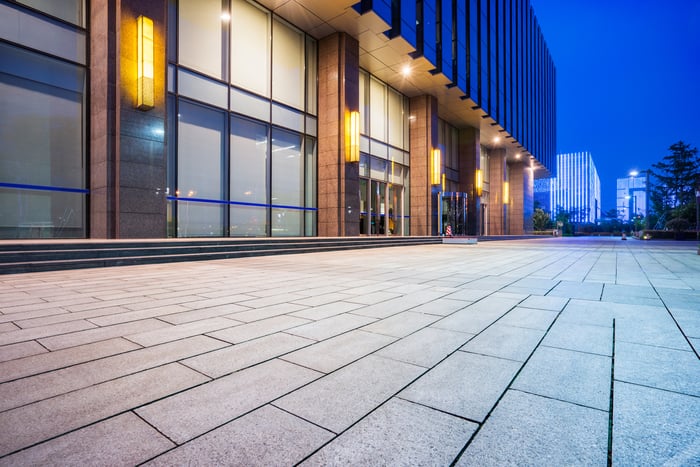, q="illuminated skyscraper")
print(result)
[535,152,601,223]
